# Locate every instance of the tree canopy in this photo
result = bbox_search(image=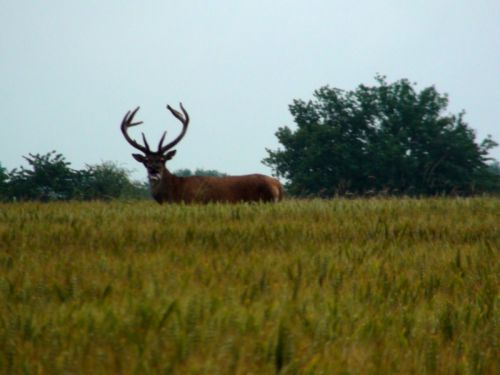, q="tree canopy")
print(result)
[1,151,149,202]
[264,76,498,196]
